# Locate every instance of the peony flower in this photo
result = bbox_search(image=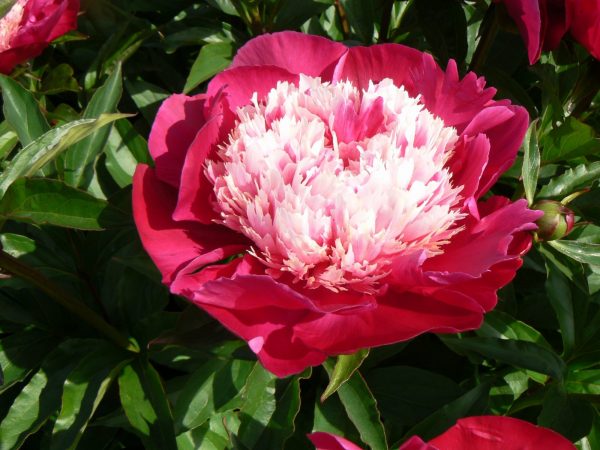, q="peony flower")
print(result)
[133,31,542,377]
[0,0,80,74]
[499,0,600,63]
[309,415,575,450]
